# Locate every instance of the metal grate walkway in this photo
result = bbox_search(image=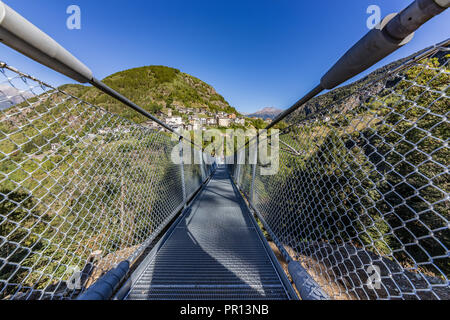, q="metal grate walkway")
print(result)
[123,166,296,300]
